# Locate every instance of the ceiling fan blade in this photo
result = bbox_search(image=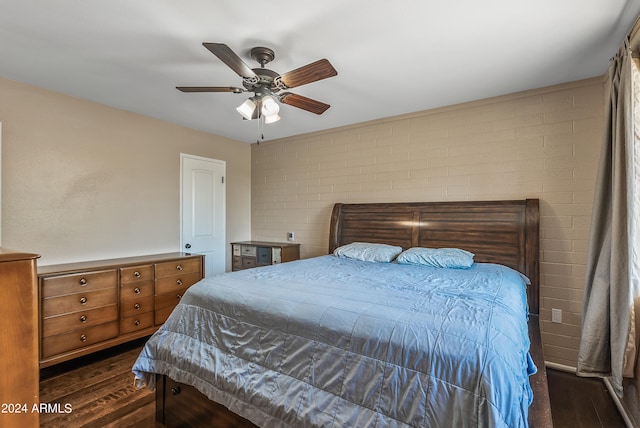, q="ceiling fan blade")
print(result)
[203,43,257,79]
[177,86,244,93]
[280,92,330,115]
[278,59,337,88]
